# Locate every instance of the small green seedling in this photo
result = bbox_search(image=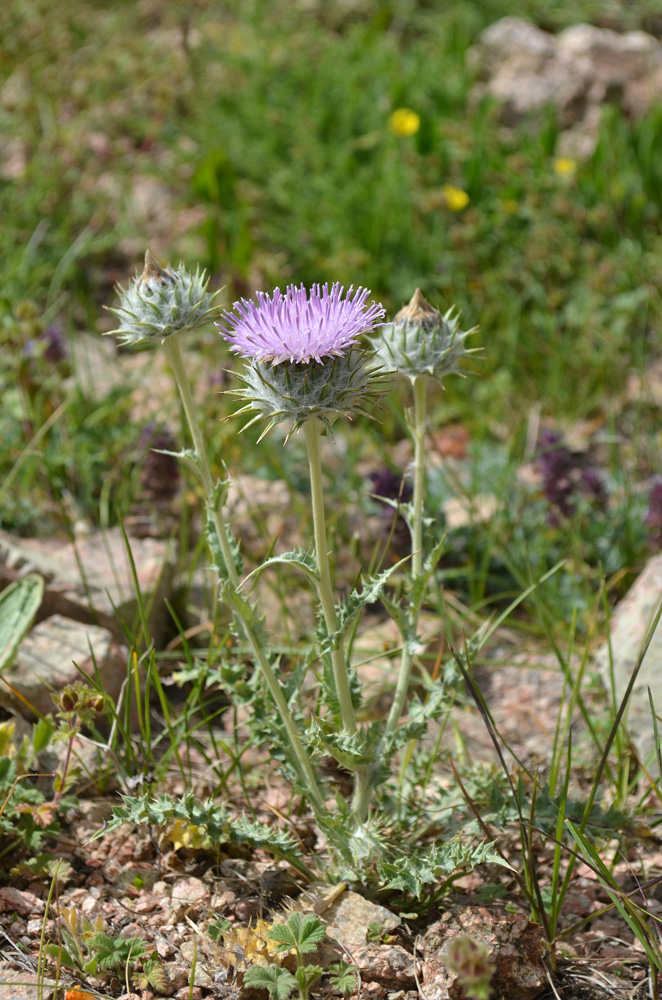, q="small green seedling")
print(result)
[243,912,352,1000]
